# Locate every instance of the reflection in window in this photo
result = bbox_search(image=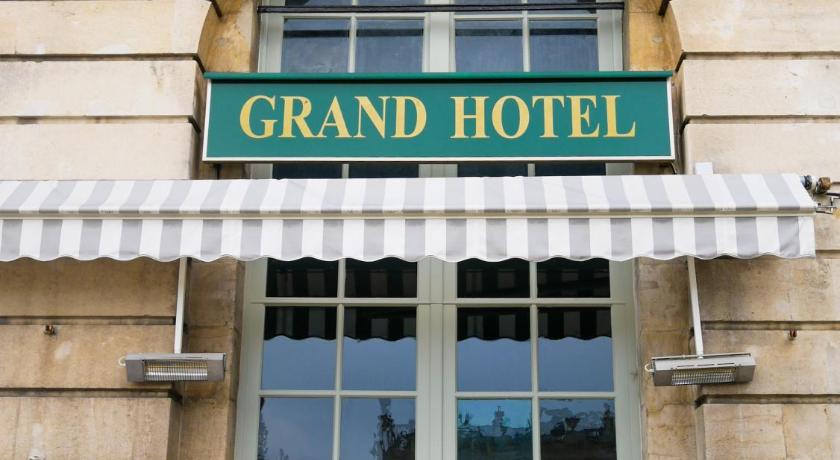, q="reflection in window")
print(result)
[285,0,351,6]
[455,20,523,72]
[457,308,531,391]
[458,162,528,178]
[458,399,533,460]
[530,20,598,72]
[350,163,419,179]
[534,162,606,177]
[258,397,334,460]
[458,259,530,298]
[356,20,424,73]
[282,19,350,73]
[527,0,597,15]
[266,258,339,297]
[341,398,416,460]
[262,307,337,389]
[273,162,342,180]
[343,307,417,390]
[538,308,613,391]
[537,259,610,298]
[540,399,616,460]
[346,258,418,298]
